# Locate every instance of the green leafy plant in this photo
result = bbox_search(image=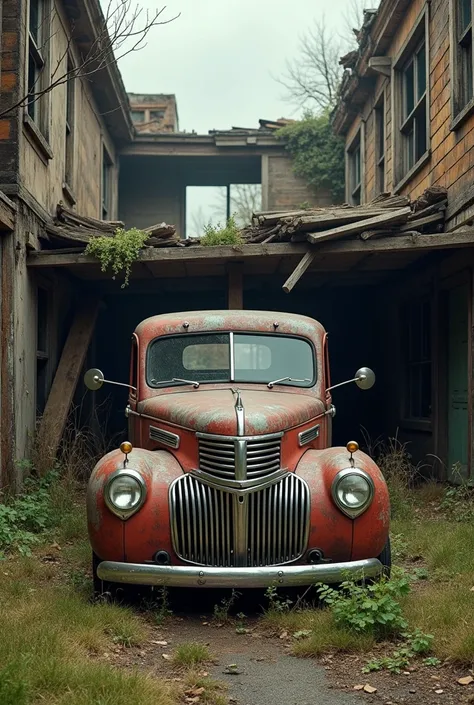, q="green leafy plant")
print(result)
[363,629,434,673]
[85,227,149,287]
[200,216,243,247]
[316,572,410,637]
[265,584,293,613]
[0,471,59,557]
[277,111,345,203]
[213,589,241,623]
